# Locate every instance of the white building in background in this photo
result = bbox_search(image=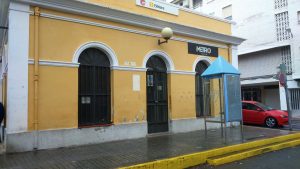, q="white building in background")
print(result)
[171,0,300,111]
